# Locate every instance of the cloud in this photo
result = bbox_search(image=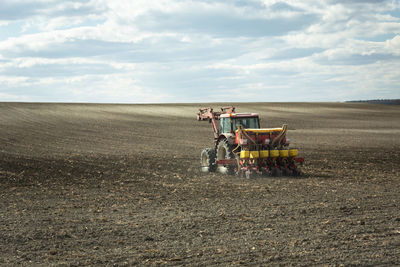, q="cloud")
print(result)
[0,0,399,103]
[0,0,107,21]
[131,1,317,38]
